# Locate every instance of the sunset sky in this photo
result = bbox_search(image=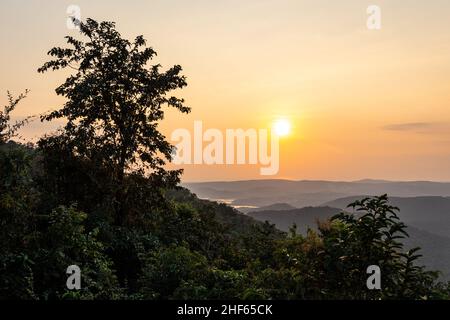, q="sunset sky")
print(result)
[1,0,450,182]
